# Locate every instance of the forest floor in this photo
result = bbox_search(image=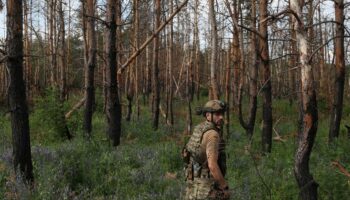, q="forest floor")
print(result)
[1,90,350,199]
